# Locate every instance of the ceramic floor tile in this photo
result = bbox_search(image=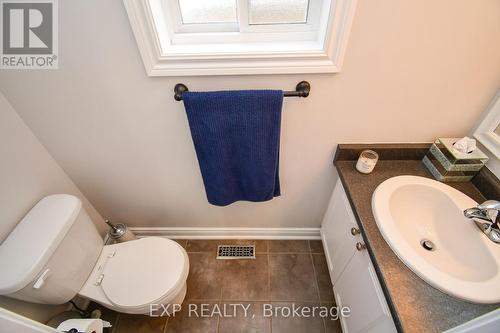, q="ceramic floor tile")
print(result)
[321,303,343,333]
[269,254,319,301]
[221,255,269,301]
[186,239,268,253]
[222,239,269,254]
[270,302,325,333]
[164,302,218,333]
[113,314,166,333]
[313,254,335,302]
[172,239,187,248]
[111,240,337,333]
[324,318,343,333]
[218,302,271,333]
[185,252,224,300]
[309,240,325,254]
[268,240,310,253]
[186,240,220,252]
